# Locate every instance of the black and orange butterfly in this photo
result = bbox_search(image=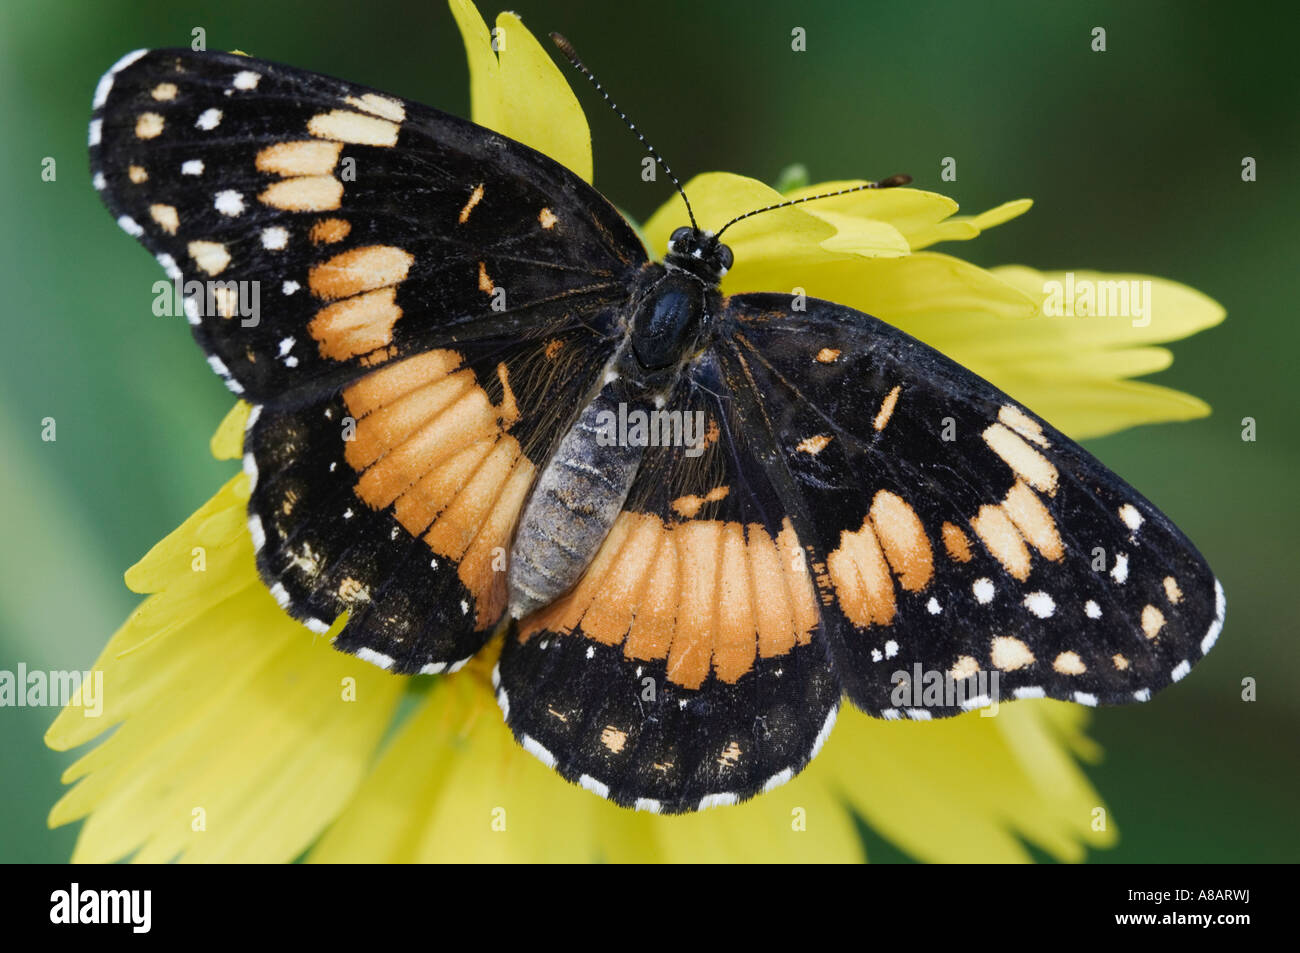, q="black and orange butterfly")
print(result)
[90,43,1223,814]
